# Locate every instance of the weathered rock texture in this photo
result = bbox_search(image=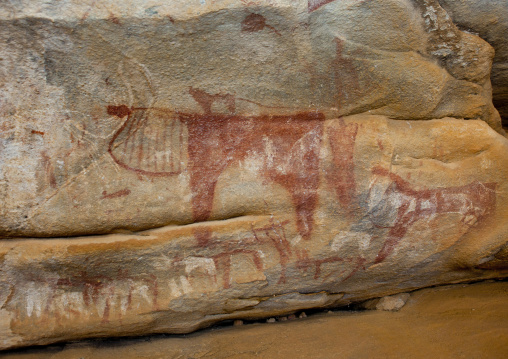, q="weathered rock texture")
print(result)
[1,0,508,350]
[1,116,508,349]
[438,0,508,126]
[0,0,505,238]
[5,281,506,359]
